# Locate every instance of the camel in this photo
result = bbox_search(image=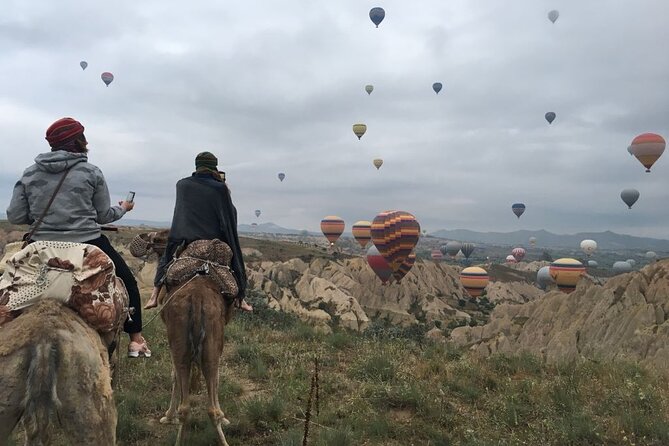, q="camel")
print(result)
[0,299,117,445]
[159,275,235,446]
